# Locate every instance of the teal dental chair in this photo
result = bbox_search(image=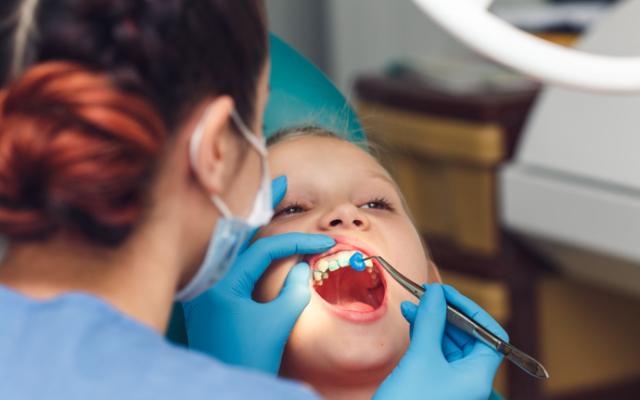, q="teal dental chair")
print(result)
[264,35,364,141]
